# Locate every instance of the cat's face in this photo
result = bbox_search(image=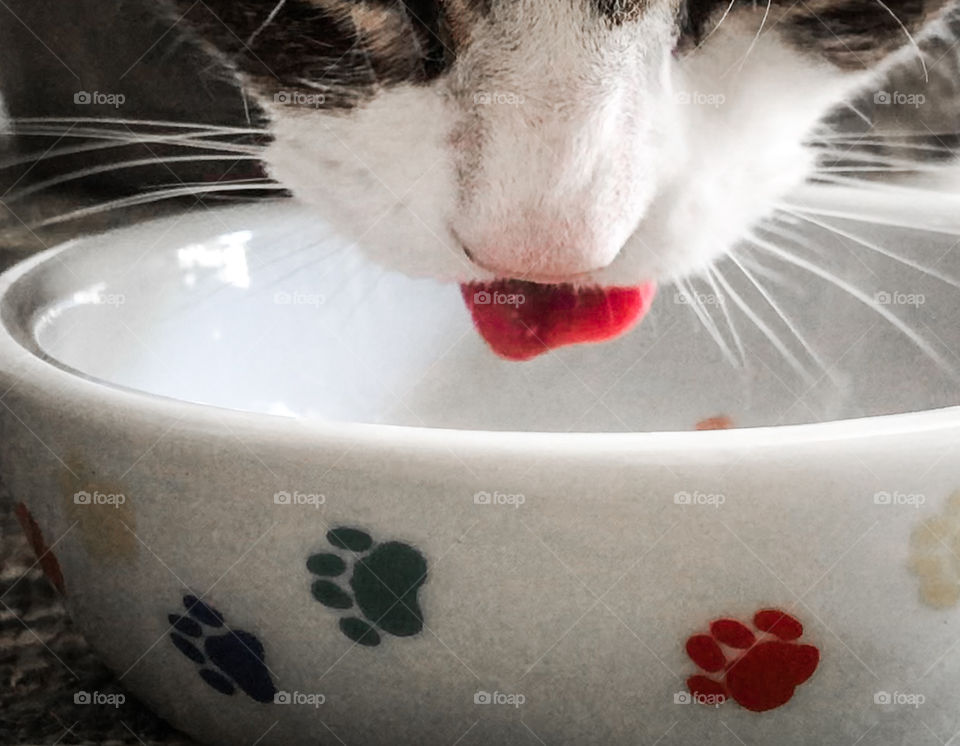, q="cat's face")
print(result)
[172,0,951,286]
